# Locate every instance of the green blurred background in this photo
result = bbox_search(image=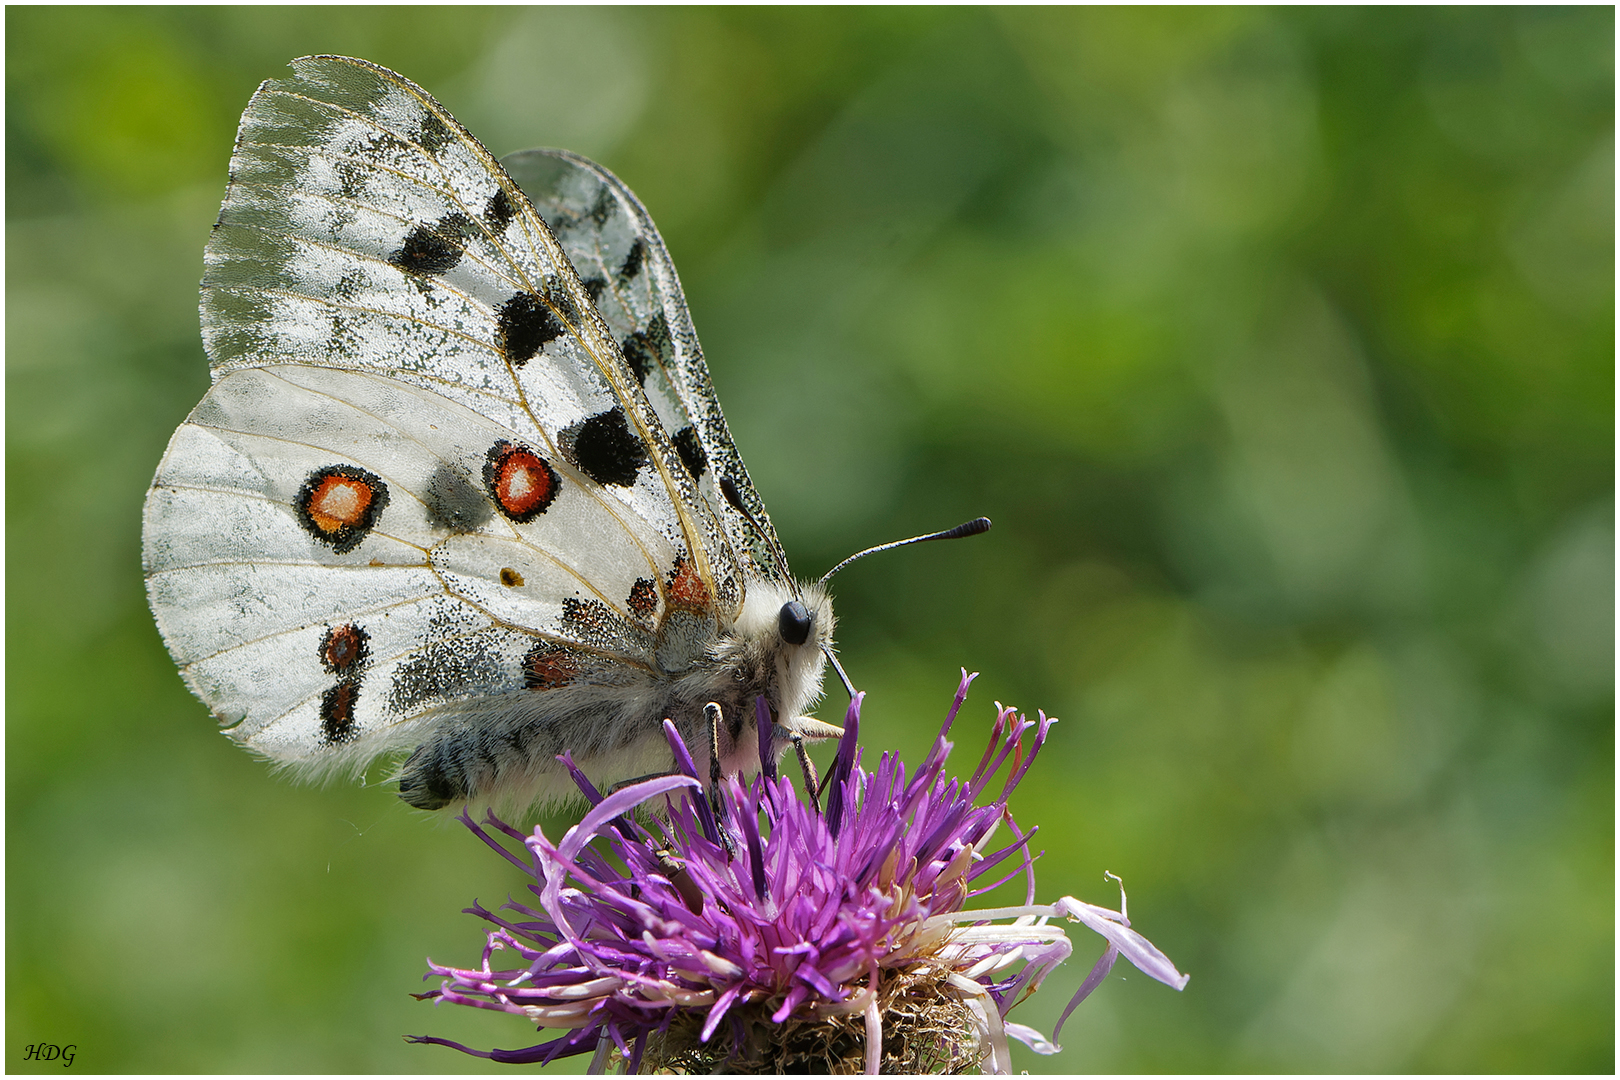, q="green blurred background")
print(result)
[8,6,1613,1072]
